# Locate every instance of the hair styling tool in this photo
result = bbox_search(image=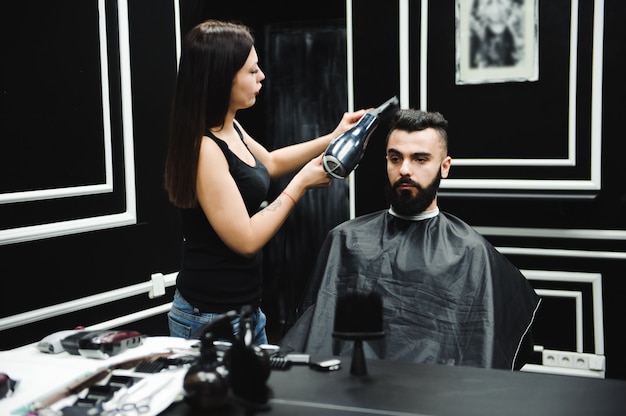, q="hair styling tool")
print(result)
[60,329,143,358]
[323,96,399,179]
[0,373,18,399]
[183,311,238,411]
[37,329,85,354]
[22,351,175,415]
[225,305,271,412]
[183,306,271,412]
[77,330,143,359]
